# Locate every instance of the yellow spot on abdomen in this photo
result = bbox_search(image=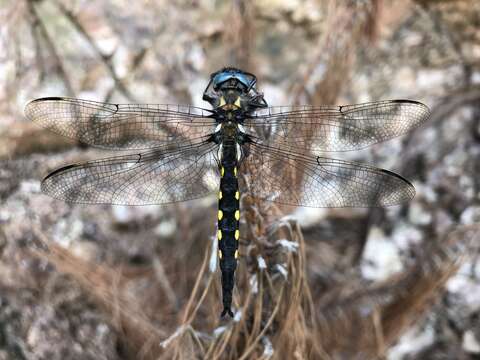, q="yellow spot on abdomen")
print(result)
[234,167,237,177]
[235,229,240,240]
[217,230,222,240]
[218,250,223,259]
[218,210,223,220]
[235,250,239,259]
[219,191,223,199]
[221,167,225,177]
[235,191,240,200]
[235,210,240,220]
